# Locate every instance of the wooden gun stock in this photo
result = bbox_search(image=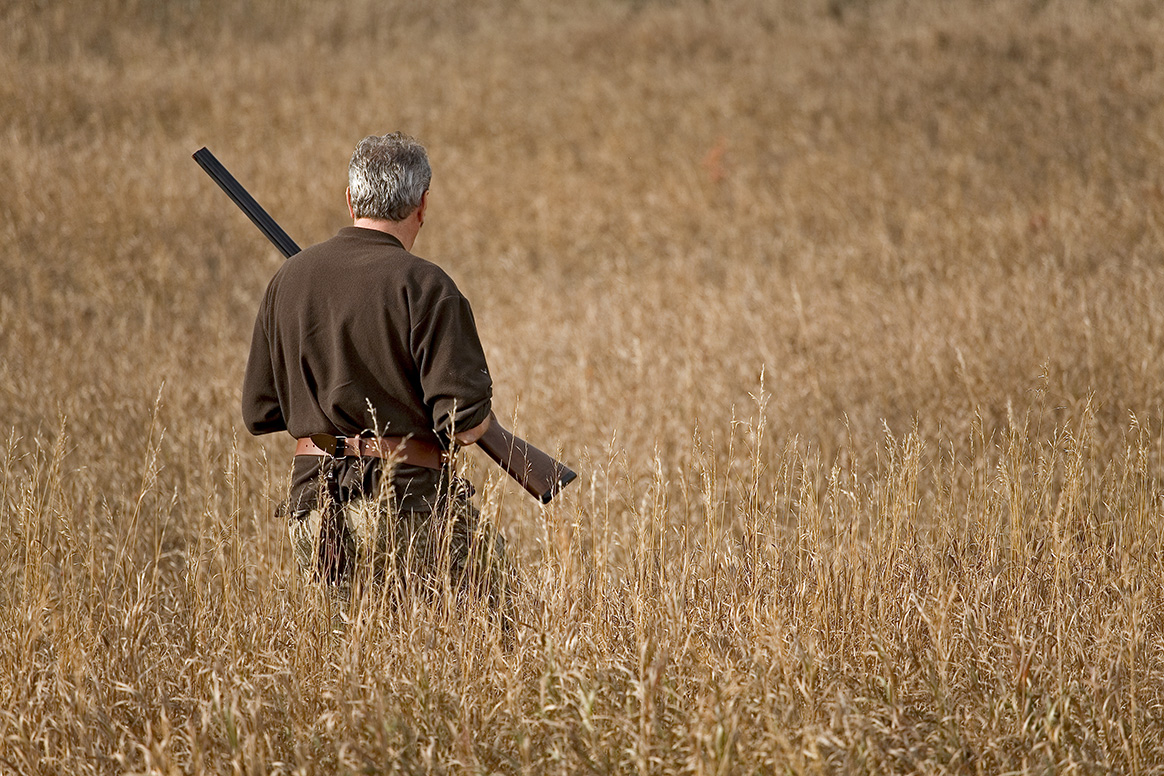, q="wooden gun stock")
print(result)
[475,414,577,504]
[194,146,579,503]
